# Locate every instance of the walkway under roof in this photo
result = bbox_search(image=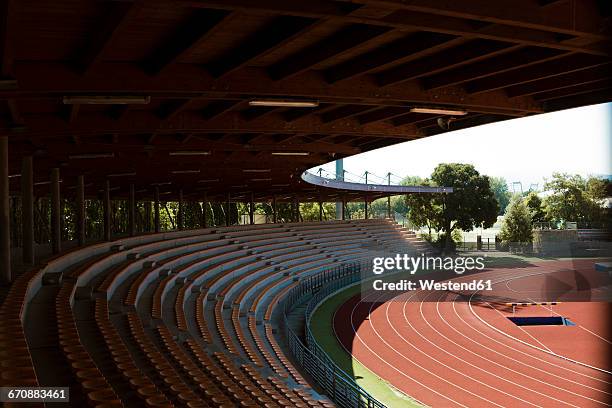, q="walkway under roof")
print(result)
[2,0,611,201]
